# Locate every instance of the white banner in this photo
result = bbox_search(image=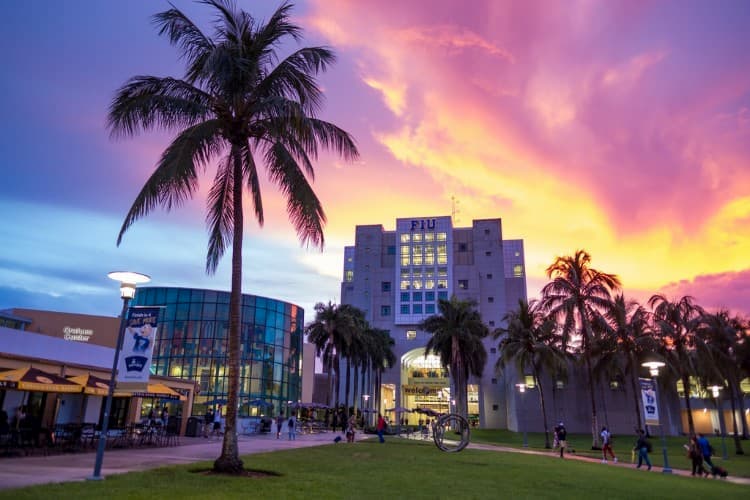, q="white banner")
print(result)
[116,307,159,388]
[640,378,660,426]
